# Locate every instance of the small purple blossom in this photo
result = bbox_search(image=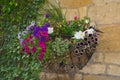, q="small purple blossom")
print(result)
[40,36,46,42]
[26,22,36,31]
[95,38,98,42]
[88,34,92,37]
[45,13,49,18]
[45,23,50,27]
[93,33,97,37]
[84,38,88,41]
[33,26,41,38]
[91,40,94,42]
[80,42,84,46]
[41,26,48,31]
